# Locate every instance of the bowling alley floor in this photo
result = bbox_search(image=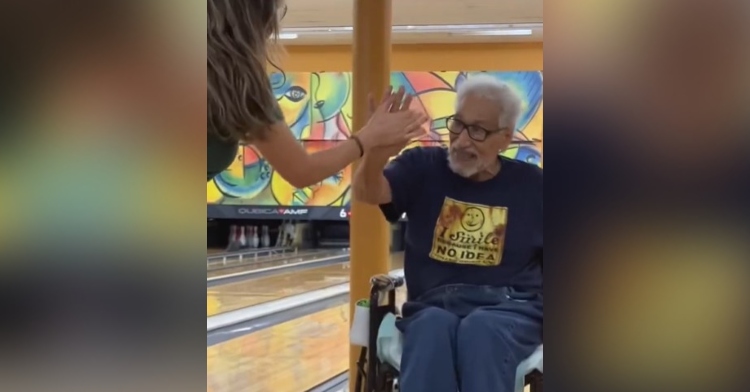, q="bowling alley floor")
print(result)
[207,251,404,392]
